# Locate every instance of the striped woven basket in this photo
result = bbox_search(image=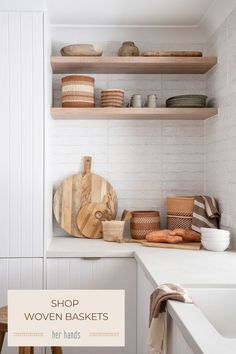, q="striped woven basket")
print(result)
[62,75,95,107]
[167,196,194,230]
[130,211,160,240]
